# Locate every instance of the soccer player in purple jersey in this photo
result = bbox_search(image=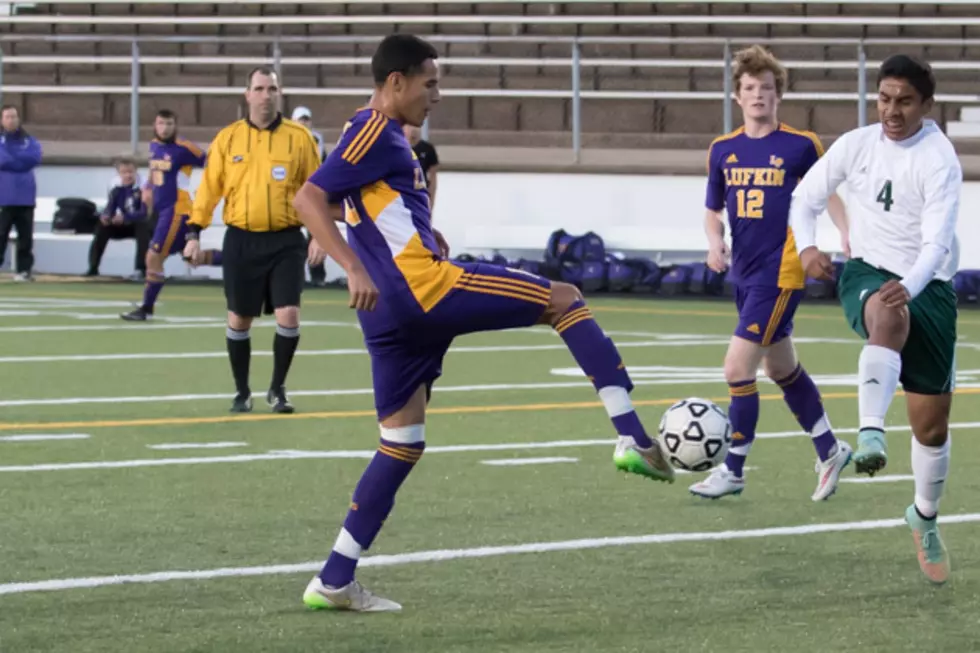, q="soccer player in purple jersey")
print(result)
[293,34,672,612]
[690,46,854,502]
[120,110,220,321]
